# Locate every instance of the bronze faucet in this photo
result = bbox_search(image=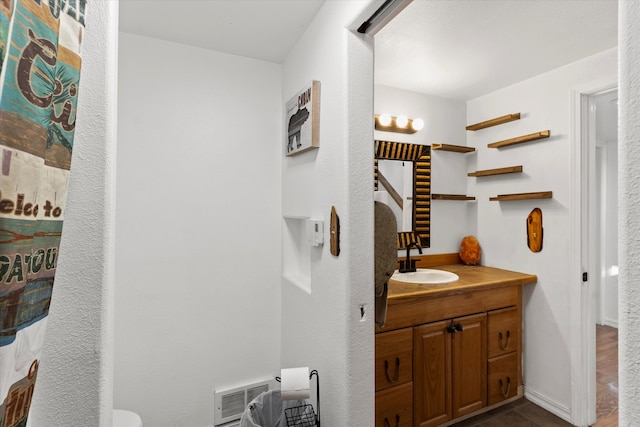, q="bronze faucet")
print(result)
[399,242,422,273]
